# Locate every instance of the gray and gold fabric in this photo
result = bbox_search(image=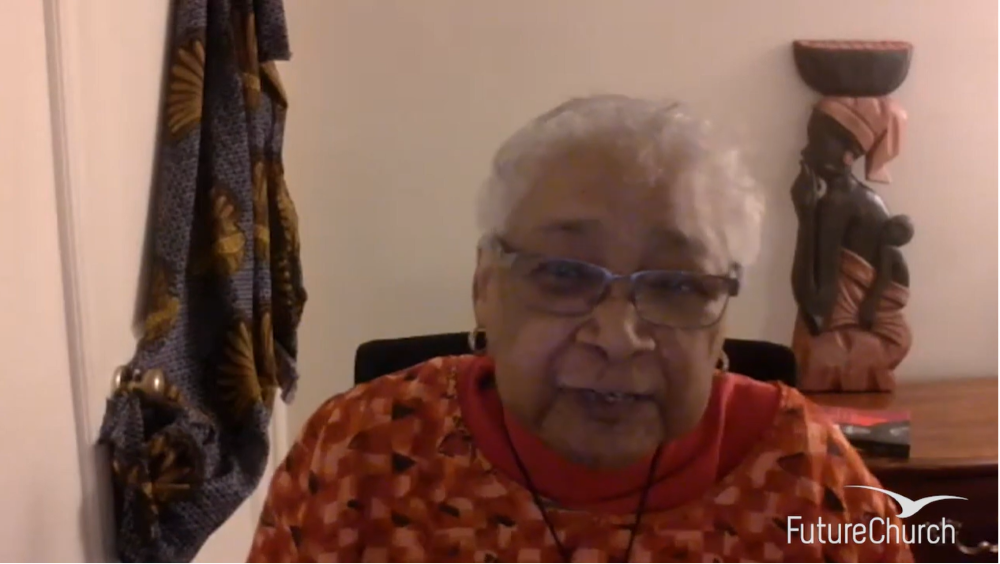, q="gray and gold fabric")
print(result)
[98,0,305,561]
